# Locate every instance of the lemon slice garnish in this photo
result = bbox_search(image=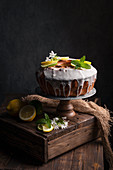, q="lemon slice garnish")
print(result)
[71,63,76,67]
[43,124,54,132]
[37,124,43,130]
[19,105,36,122]
[84,61,91,65]
[59,57,69,60]
[72,59,91,65]
[41,63,57,68]
[41,61,58,65]
[41,60,58,67]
